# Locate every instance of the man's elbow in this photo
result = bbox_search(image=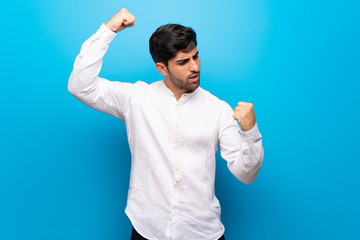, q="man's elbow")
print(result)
[242,174,258,185]
[68,72,81,97]
[241,158,263,185]
[68,82,79,97]
[247,150,264,184]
